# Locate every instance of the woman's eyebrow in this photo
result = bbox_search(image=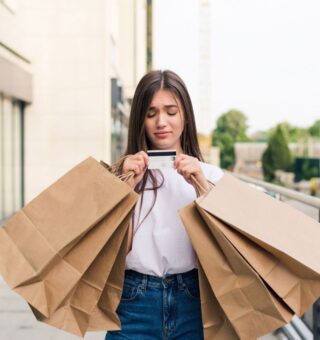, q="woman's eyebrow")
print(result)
[148,104,178,110]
